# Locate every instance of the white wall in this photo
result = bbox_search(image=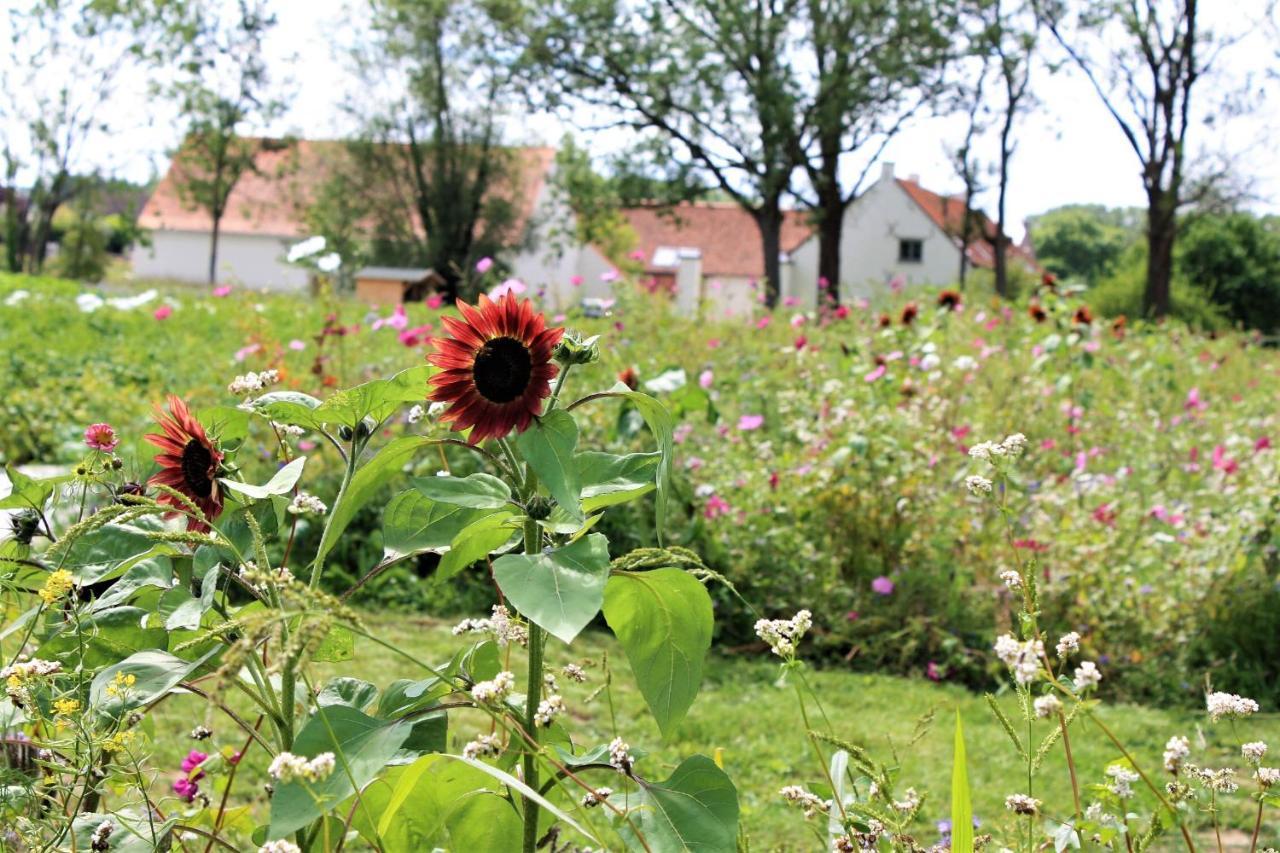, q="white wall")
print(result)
[132,230,310,292]
[790,175,963,304]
